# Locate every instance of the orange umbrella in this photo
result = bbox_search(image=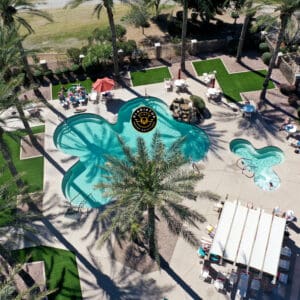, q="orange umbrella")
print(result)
[92,77,115,93]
